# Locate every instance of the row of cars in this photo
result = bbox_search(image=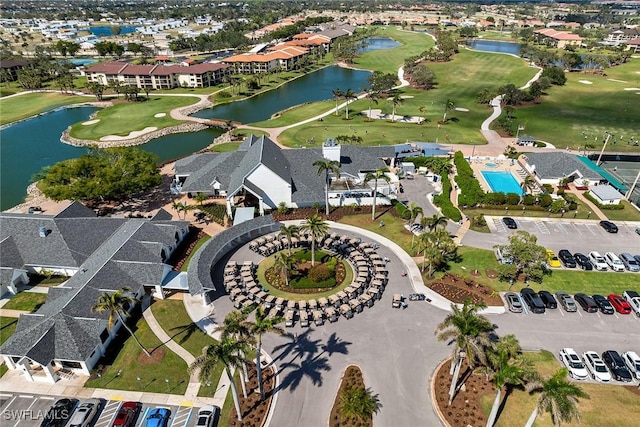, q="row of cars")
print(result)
[505,289,640,316]
[500,218,627,234]
[559,348,640,383]
[551,248,640,272]
[41,399,219,427]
